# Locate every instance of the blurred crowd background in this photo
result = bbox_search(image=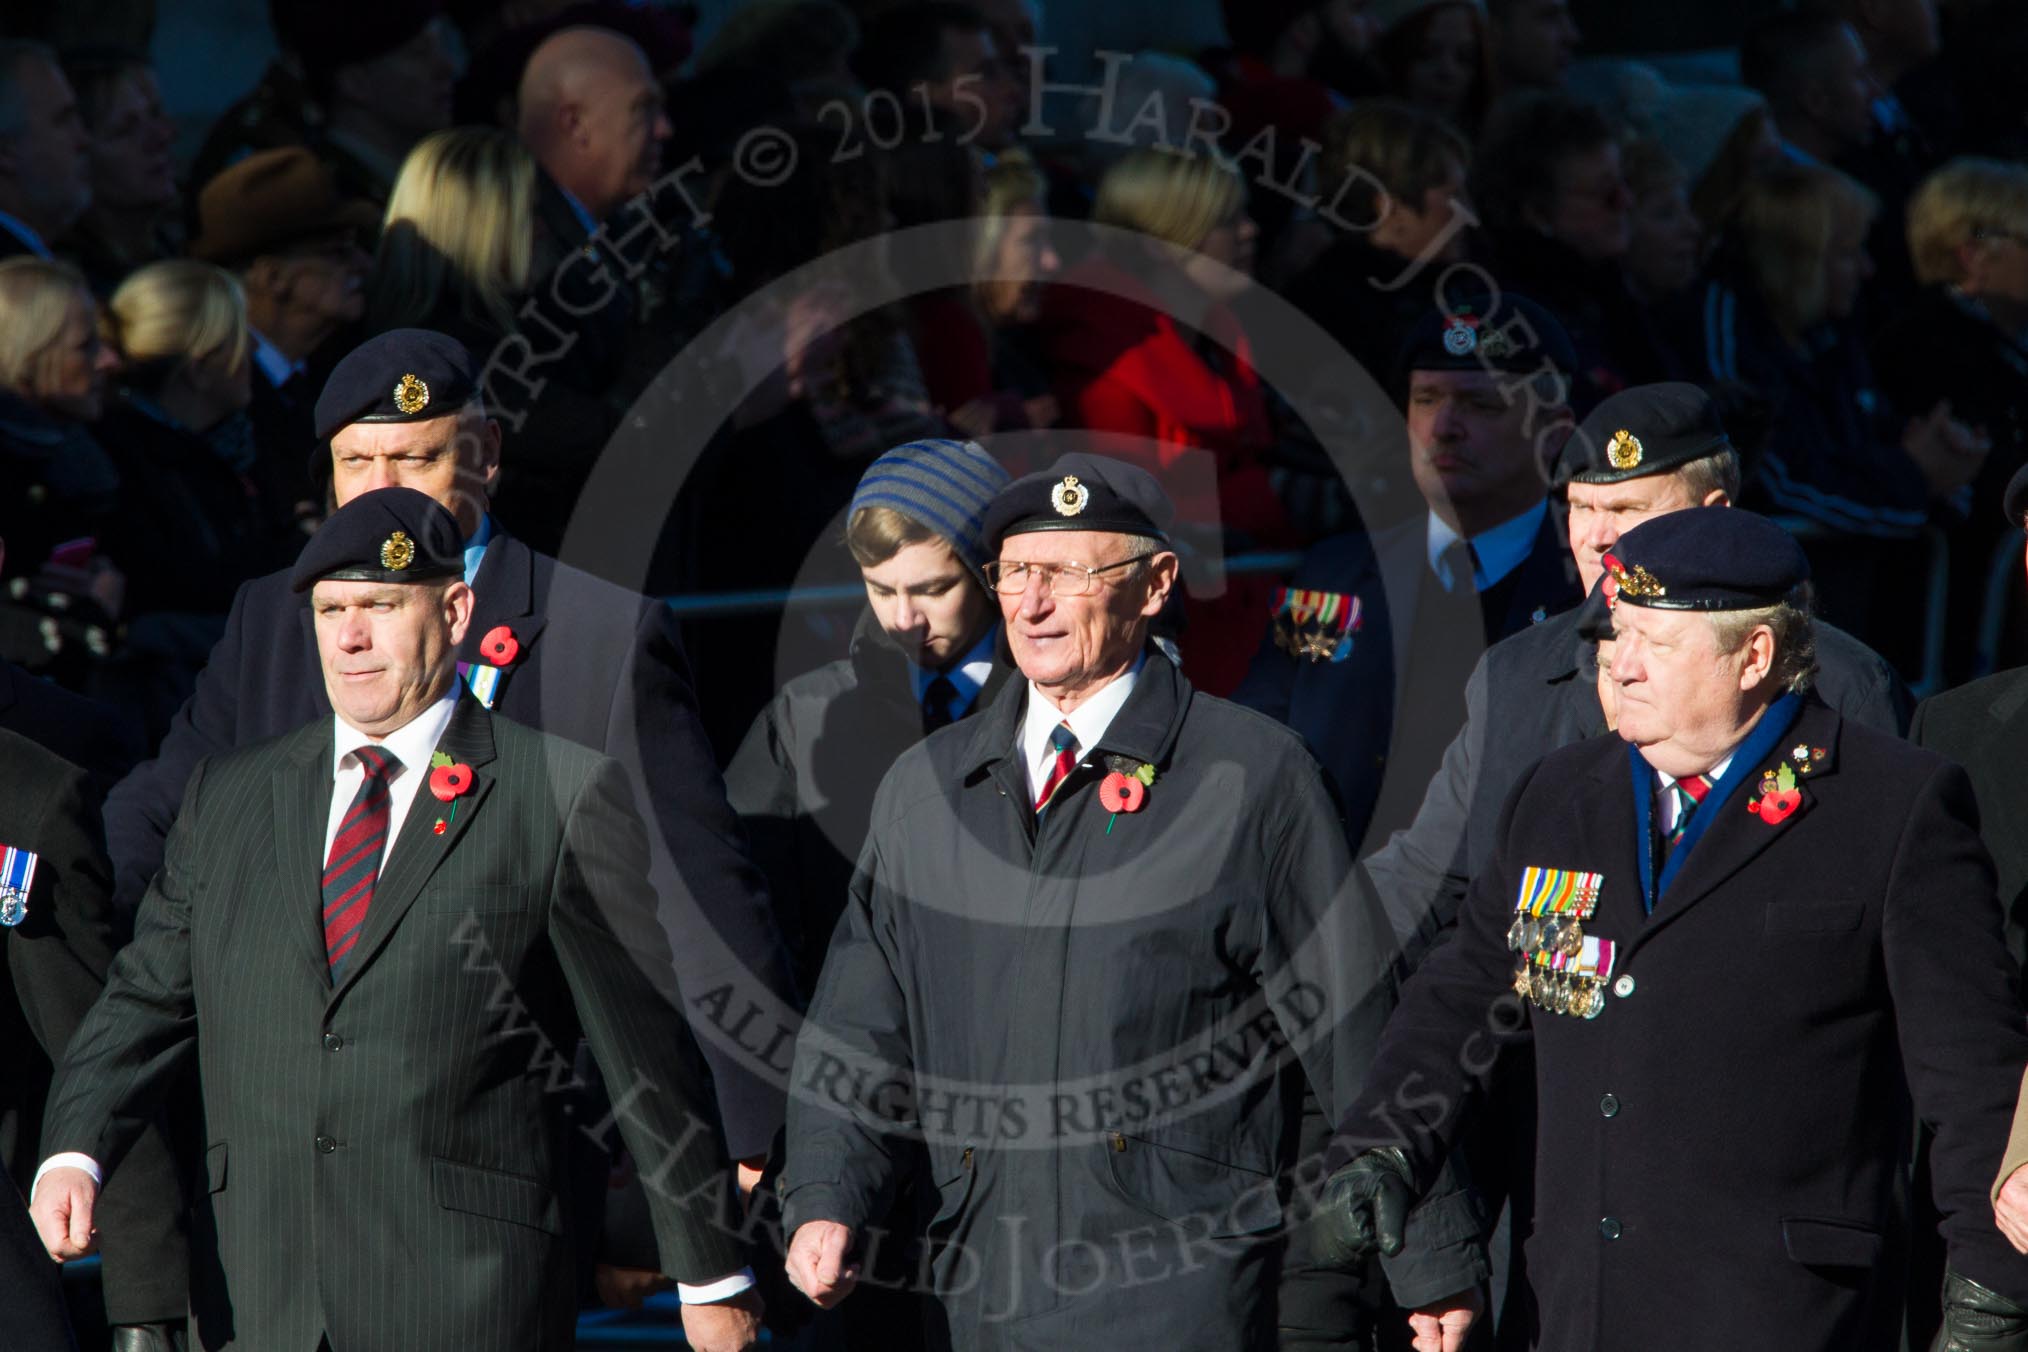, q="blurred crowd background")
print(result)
[2,0,2026,759]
